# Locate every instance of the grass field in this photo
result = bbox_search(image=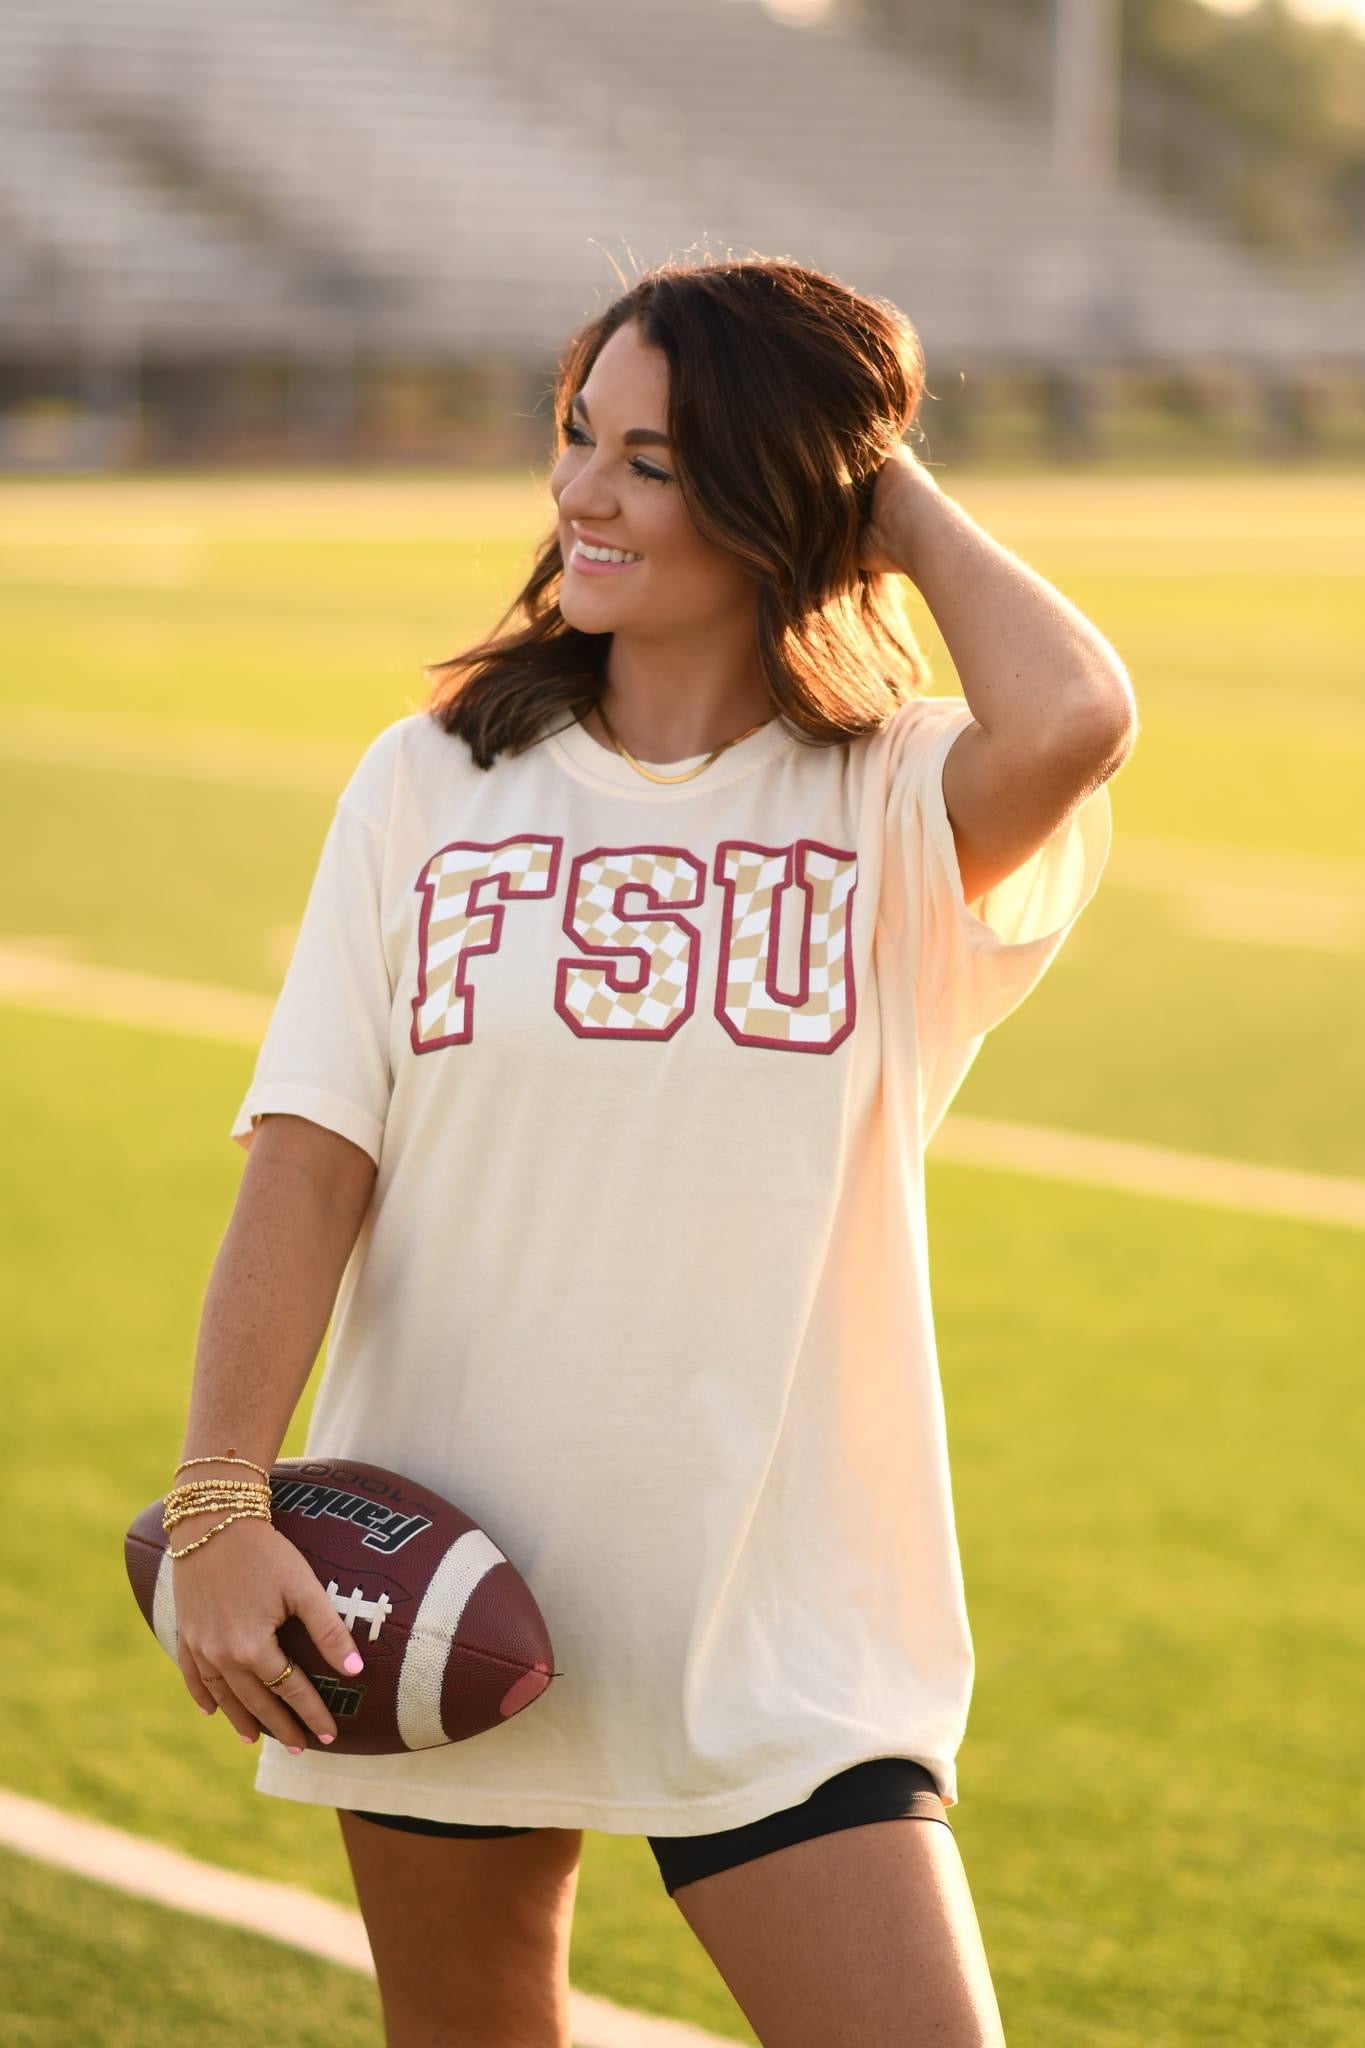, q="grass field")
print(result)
[2,467,1363,2046]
